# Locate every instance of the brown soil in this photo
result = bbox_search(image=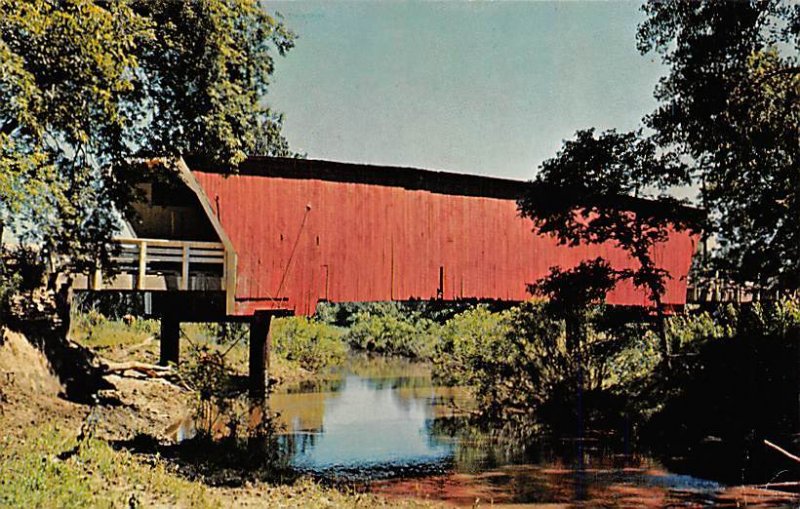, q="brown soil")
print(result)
[0,329,84,440]
[0,327,190,444]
